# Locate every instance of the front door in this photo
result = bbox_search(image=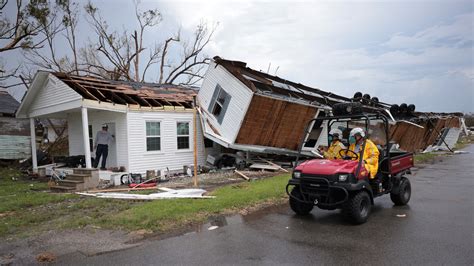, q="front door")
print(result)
[98,122,117,168]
